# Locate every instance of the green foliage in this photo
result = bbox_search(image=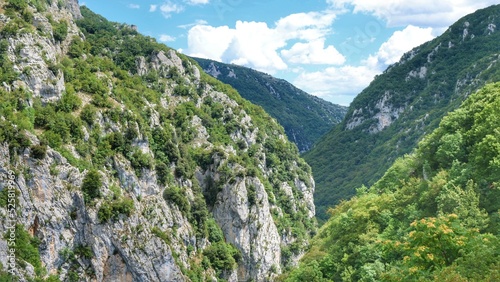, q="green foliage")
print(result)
[52,20,68,42]
[305,5,500,221]
[81,169,102,202]
[206,218,224,242]
[9,224,44,276]
[98,197,134,222]
[288,82,500,281]
[151,227,171,245]
[80,104,97,126]
[203,242,240,276]
[128,149,153,176]
[163,186,189,214]
[56,90,81,112]
[30,144,47,159]
[194,57,347,152]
